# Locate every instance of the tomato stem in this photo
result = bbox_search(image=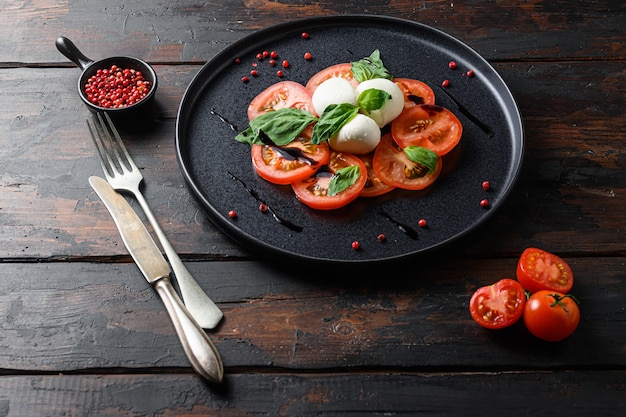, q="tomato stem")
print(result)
[548,293,580,314]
